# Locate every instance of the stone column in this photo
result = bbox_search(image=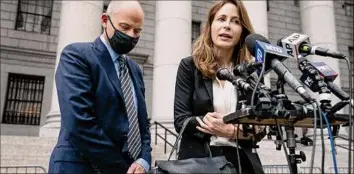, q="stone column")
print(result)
[40,1,104,137]
[151,1,192,122]
[243,1,271,87]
